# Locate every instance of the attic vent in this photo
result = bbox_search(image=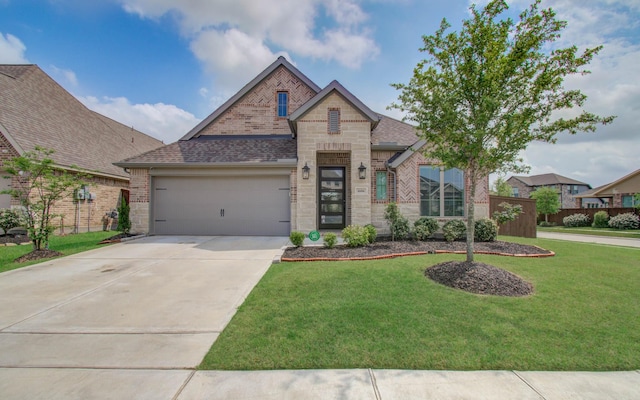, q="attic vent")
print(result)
[328,109,340,134]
